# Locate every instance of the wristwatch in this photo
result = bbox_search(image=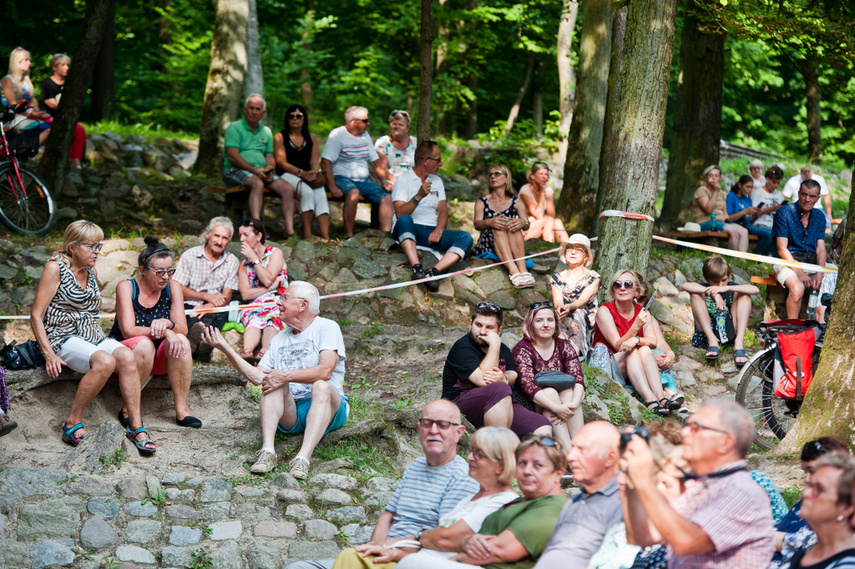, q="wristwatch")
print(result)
[413,196,421,206]
[252,259,260,265]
